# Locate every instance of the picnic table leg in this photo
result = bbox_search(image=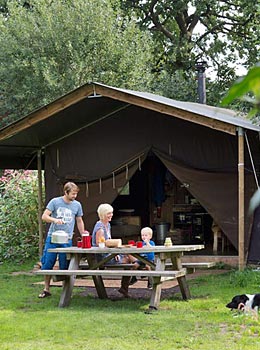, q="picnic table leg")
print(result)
[149,256,166,309]
[149,277,162,309]
[170,253,191,300]
[86,254,108,299]
[58,254,80,307]
[92,276,108,299]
